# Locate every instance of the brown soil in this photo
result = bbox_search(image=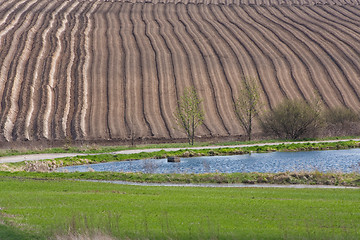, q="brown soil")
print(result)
[0,0,359,145]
